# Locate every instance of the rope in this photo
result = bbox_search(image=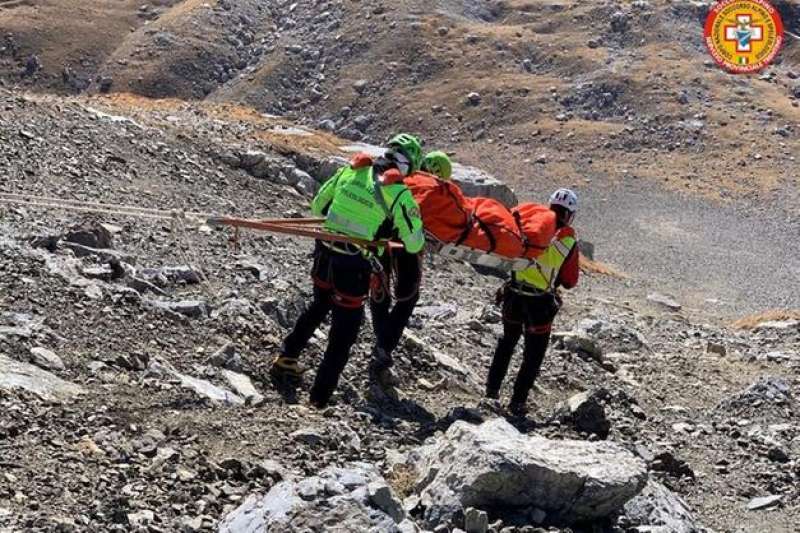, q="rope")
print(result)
[0,192,215,286]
